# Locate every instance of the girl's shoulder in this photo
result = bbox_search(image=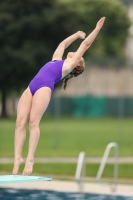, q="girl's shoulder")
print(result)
[62,58,75,78]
